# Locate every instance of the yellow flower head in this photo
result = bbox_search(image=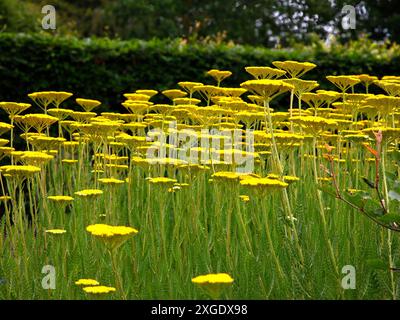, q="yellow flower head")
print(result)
[48,195,74,204]
[0,122,14,136]
[326,75,361,92]
[0,102,31,116]
[178,81,204,94]
[74,189,103,198]
[239,195,250,202]
[136,89,158,98]
[240,80,294,101]
[0,165,41,178]
[45,229,67,235]
[0,138,9,147]
[290,116,338,135]
[207,69,232,84]
[211,171,241,183]
[240,177,288,196]
[272,60,317,78]
[19,114,58,133]
[148,177,177,187]
[124,93,151,102]
[245,67,286,80]
[192,273,234,299]
[47,108,73,120]
[86,224,138,250]
[75,279,100,286]
[83,285,116,295]
[76,98,101,112]
[98,177,125,186]
[19,151,54,166]
[28,91,73,109]
[70,112,97,123]
[162,89,187,100]
[173,97,201,105]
